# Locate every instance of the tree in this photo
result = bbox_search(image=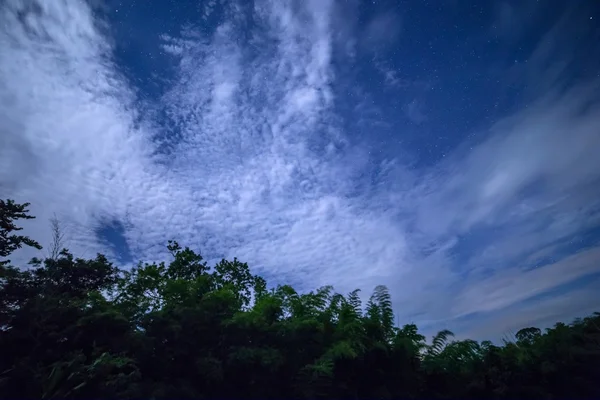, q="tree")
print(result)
[515,327,541,346]
[0,199,41,266]
[48,213,67,261]
[1,200,600,399]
